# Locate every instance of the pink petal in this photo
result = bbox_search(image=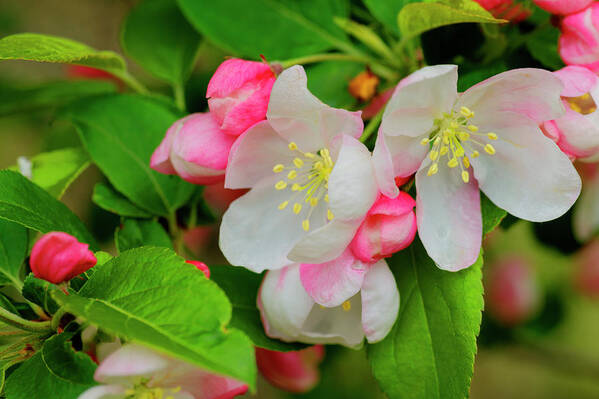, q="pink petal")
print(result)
[255,346,324,393]
[533,0,593,15]
[94,344,170,384]
[559,4,599,70]
[553,65,599,97]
